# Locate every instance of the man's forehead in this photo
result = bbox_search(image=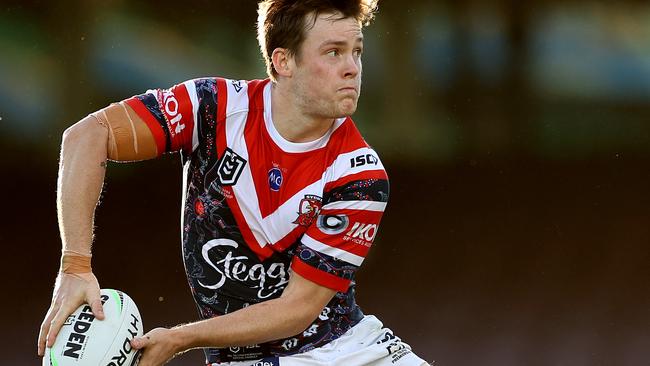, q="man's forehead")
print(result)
[306,12,363,44]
